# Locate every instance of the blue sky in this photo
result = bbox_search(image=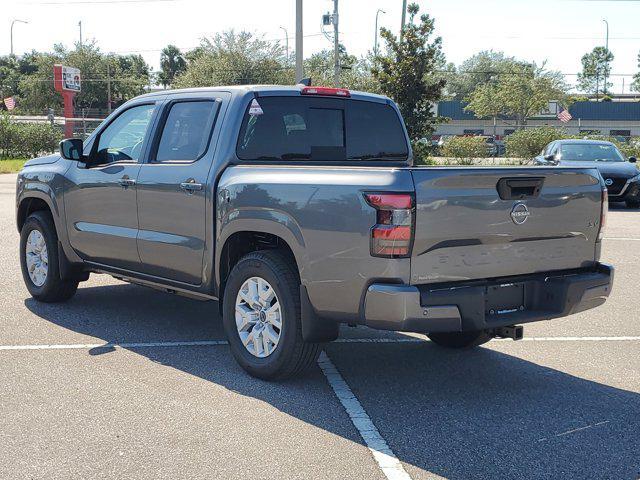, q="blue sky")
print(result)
[4,0,640,92]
